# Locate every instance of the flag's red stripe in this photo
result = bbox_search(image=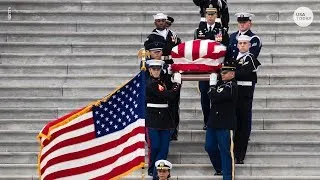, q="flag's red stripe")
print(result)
[40,131,95,167]
[178,42,185,58]
[41,127,144,174]
[43,141,145,180]
[40,118,93,161]
[42,117,93,147]
[41,107,86,136]
[192,40,201,60]
[93,156,145,180]
[206,41,215,59]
